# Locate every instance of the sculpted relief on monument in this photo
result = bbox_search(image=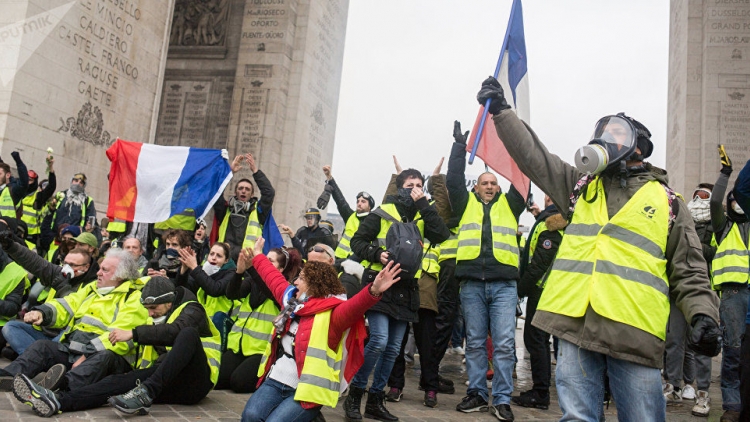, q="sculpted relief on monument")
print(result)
[170,0,230,46]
